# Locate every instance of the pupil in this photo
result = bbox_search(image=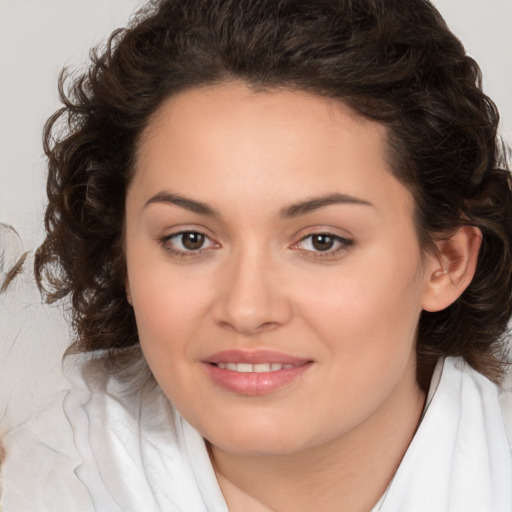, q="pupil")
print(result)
[182,232,205,250]
[312,234,334,251]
